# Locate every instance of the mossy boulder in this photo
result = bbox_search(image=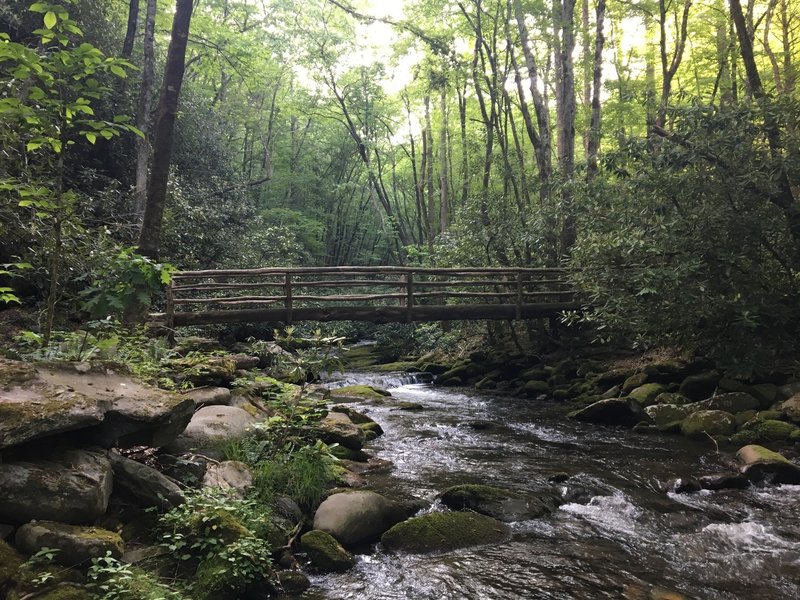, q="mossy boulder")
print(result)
[22,584,93,600]
[654,392,691,405]
[313,491,408,547]
[329,385,391,403]
[644,404,694,431]
[520,366,548,381]
[165,355,237,387]
[736,445,800,484]
[0,449,112,524]
[107,452,185,510]
[680,410,736,438]
[439,484,557,522]
[381,511,511,554]
[628,383,668,407]
[732,419,799,444]
[523,380,550,396]
[301,530,355,572]
[593,368,633,387]
[679,371,720,401]
[315,412,365,450]
[276,570,311,593]
[15,522,123,565]
[622,373,649,393]
[695,392,760,414]
[437,364,476,386]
